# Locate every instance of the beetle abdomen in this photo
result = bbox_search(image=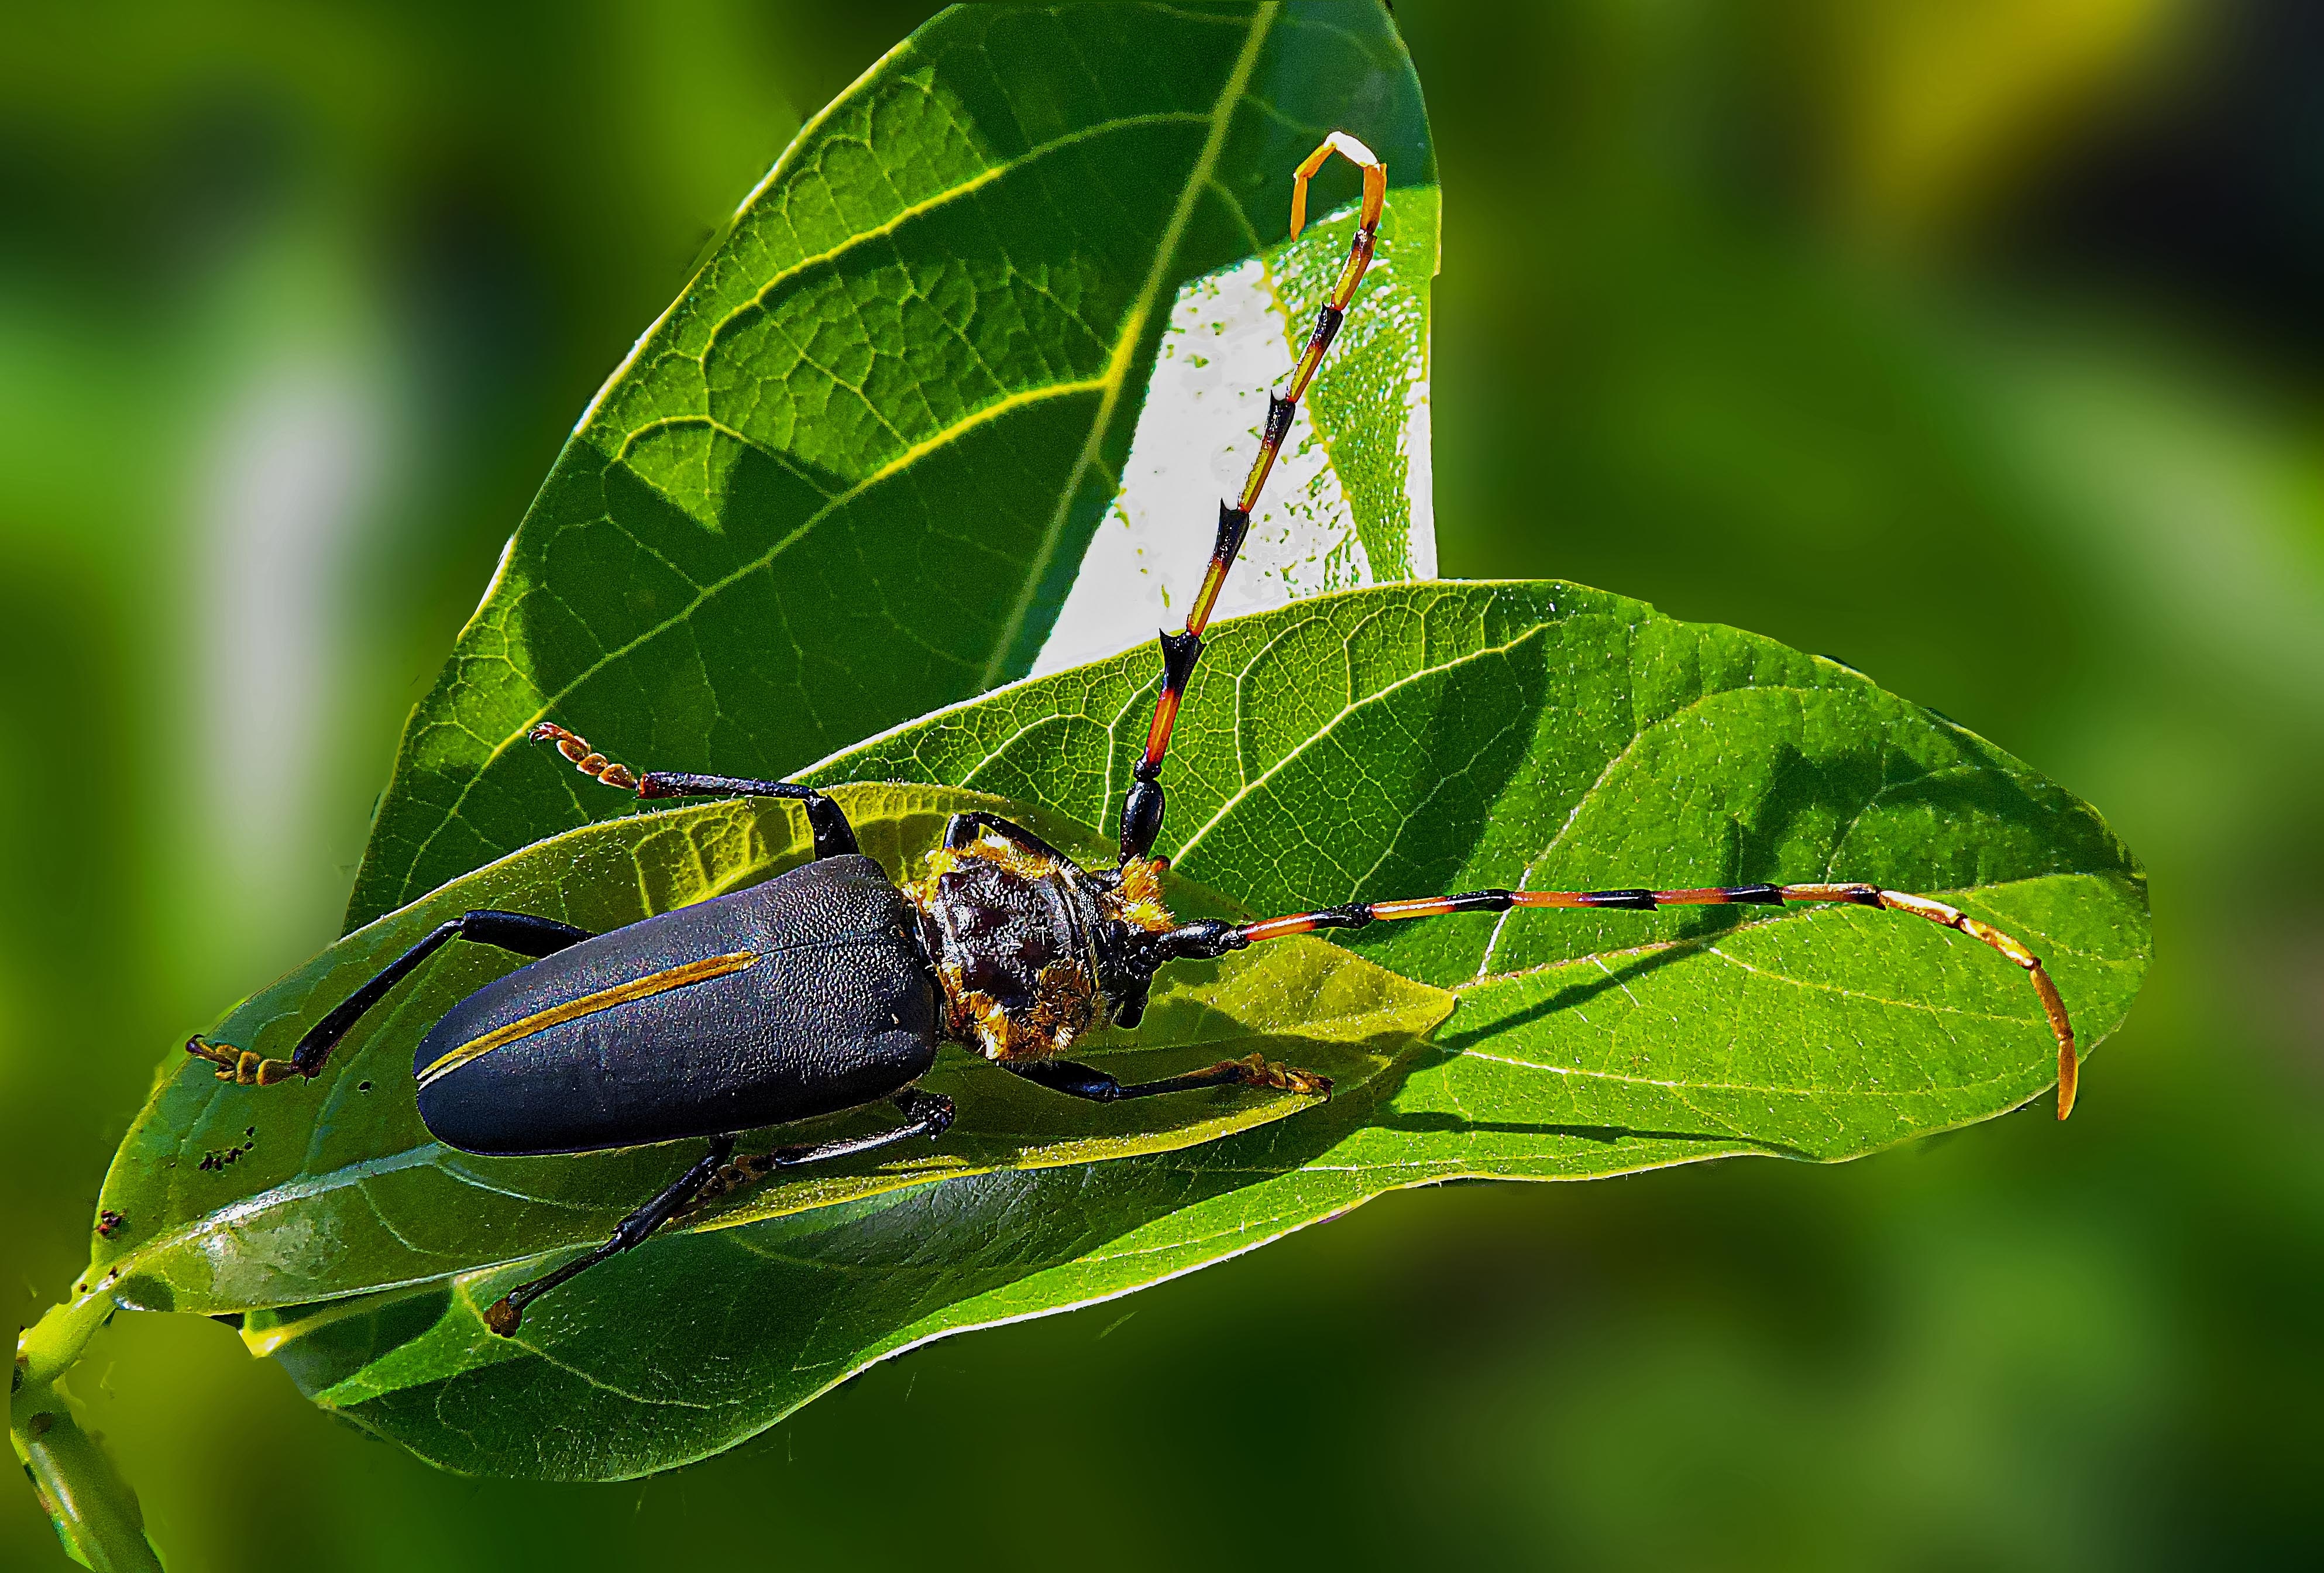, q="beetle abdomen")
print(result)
[413,855,939,1155]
